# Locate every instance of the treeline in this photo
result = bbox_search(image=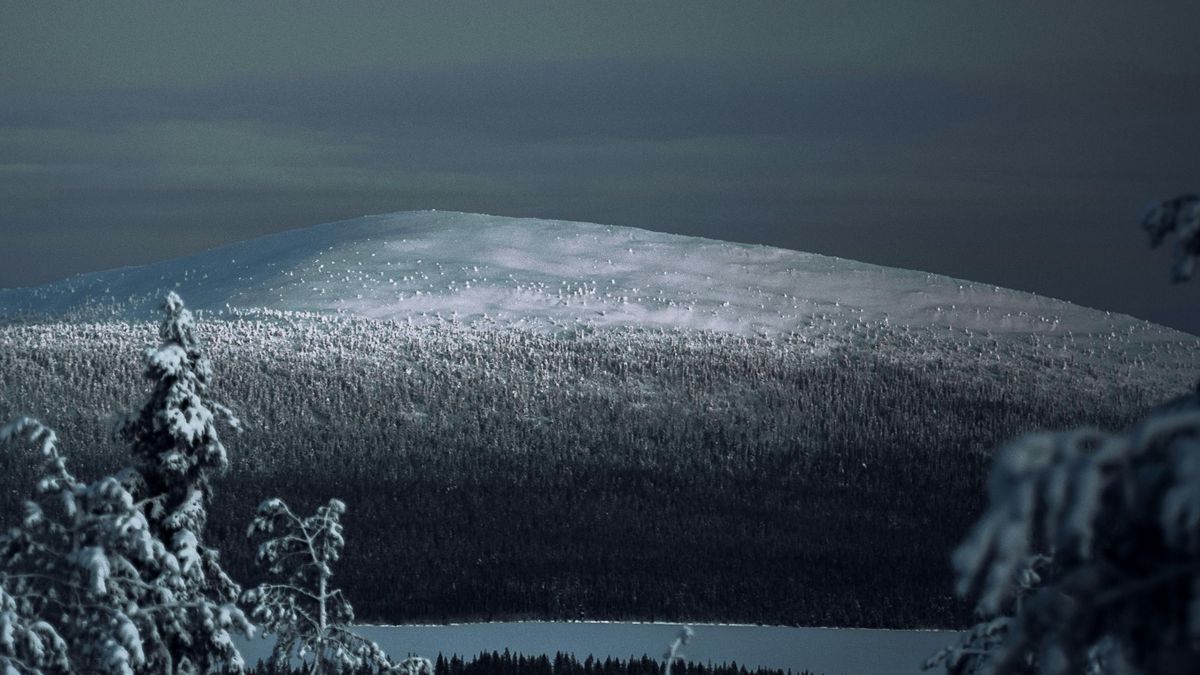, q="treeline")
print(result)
[246,649,818,675]
[0,316,1192,628]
